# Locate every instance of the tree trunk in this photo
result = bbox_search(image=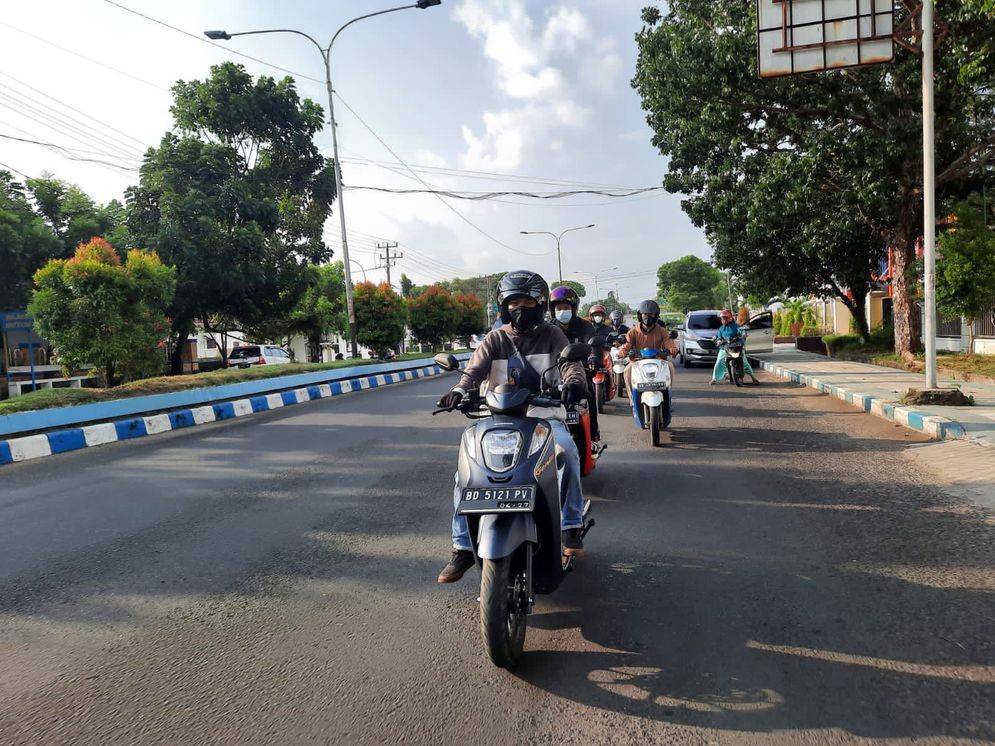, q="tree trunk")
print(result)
[169,317,192,375]
[890,238,922,359]
[104,362,116,388]
[839,293,871,343]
